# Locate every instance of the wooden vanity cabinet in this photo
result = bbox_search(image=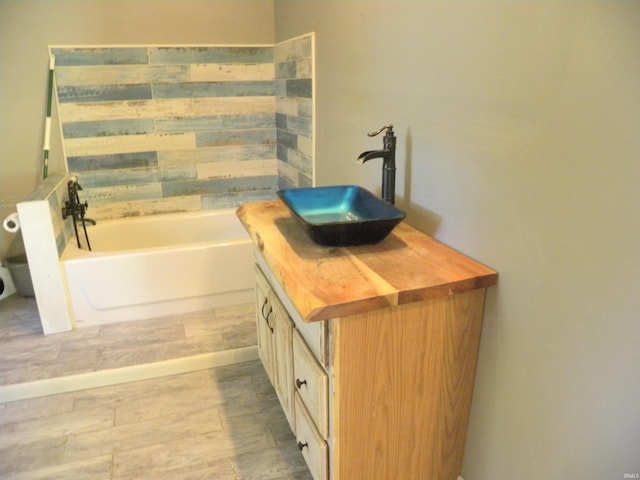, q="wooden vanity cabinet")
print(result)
[256,259,486,480]
[255,265,295,431]
[240,200,498,480]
